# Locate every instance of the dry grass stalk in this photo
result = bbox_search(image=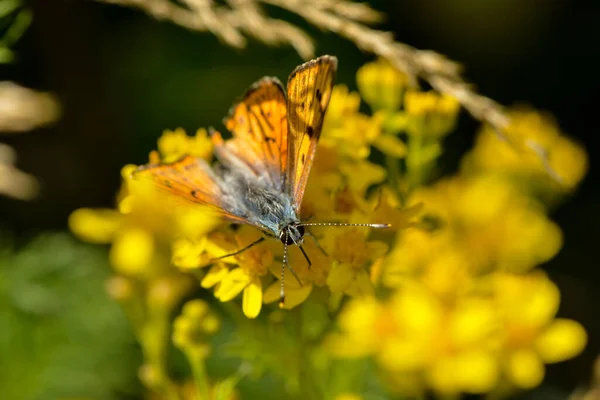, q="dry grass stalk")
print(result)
[0,143,38,199]
[0,81,60,133]
[94,0,562,183]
